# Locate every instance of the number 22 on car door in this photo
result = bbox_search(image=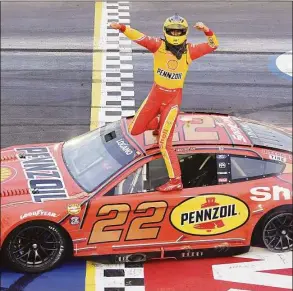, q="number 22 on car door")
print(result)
[85,196,168,246]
